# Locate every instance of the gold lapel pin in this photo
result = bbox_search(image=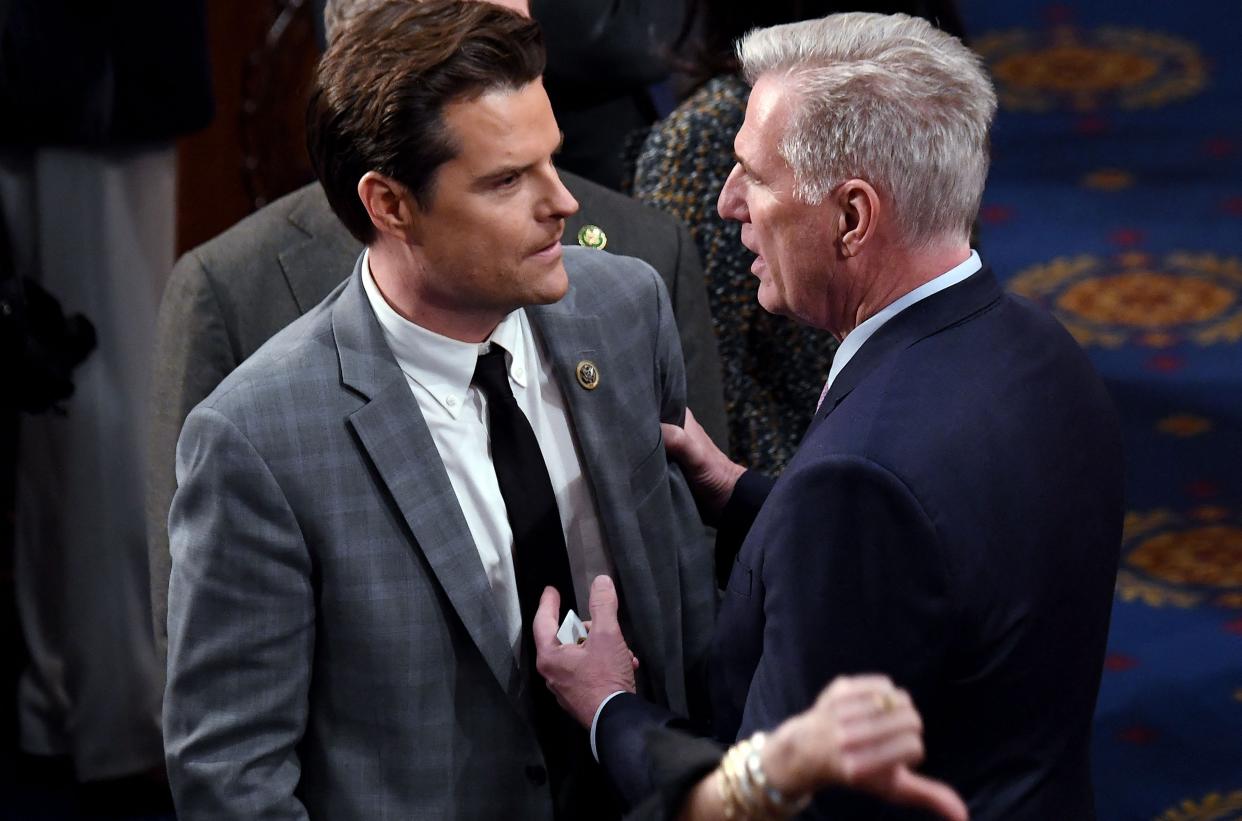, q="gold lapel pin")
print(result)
[576,224,607,250]
[575,360,600,390]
